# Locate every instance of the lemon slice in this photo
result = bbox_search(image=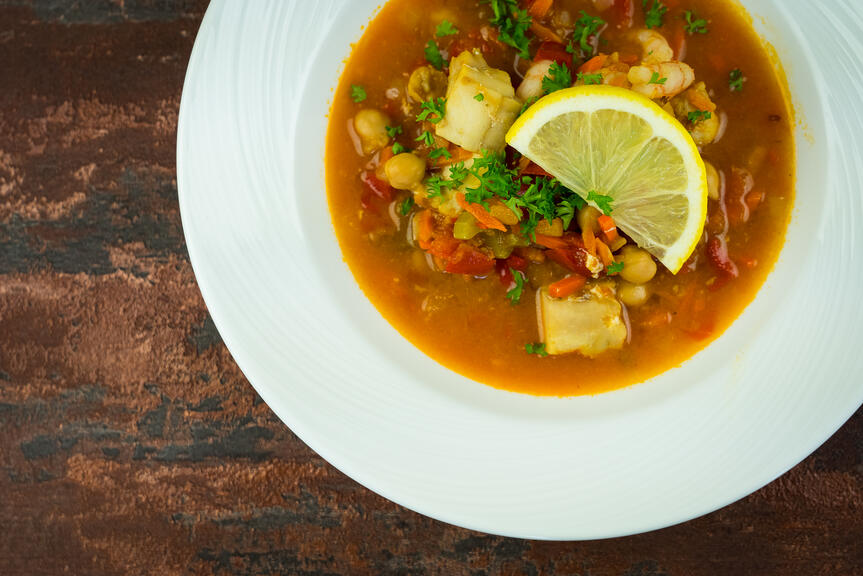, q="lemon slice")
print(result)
[506,85,707,274]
